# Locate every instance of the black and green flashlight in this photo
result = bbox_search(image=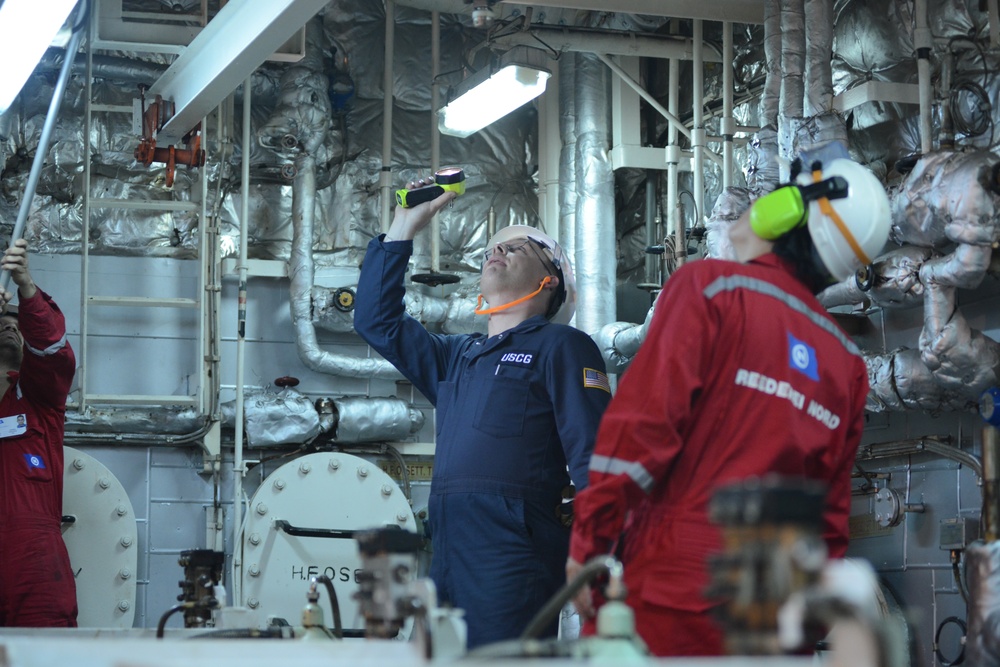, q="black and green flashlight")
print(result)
[395,167,466,208]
